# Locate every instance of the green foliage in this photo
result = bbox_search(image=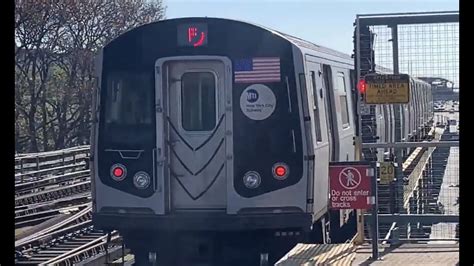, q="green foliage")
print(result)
[15,0,166,152]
